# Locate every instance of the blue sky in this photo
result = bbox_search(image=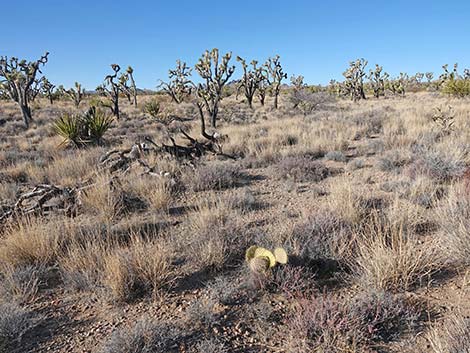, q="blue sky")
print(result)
[3,0,470,89]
